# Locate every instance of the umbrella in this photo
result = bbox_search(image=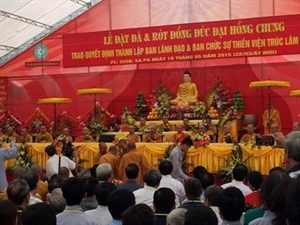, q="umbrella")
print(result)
[77,88,112,116]
[290,90,300,97]
[37,97,72,133]
[249,80,290,133]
